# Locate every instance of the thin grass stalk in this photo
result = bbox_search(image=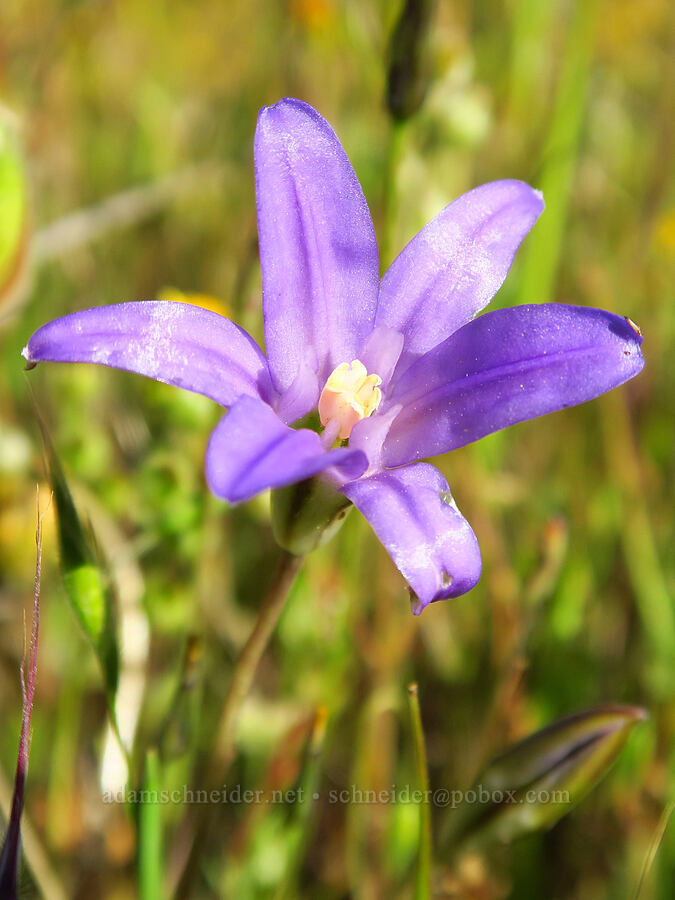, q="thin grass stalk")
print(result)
[408,683,431,900]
